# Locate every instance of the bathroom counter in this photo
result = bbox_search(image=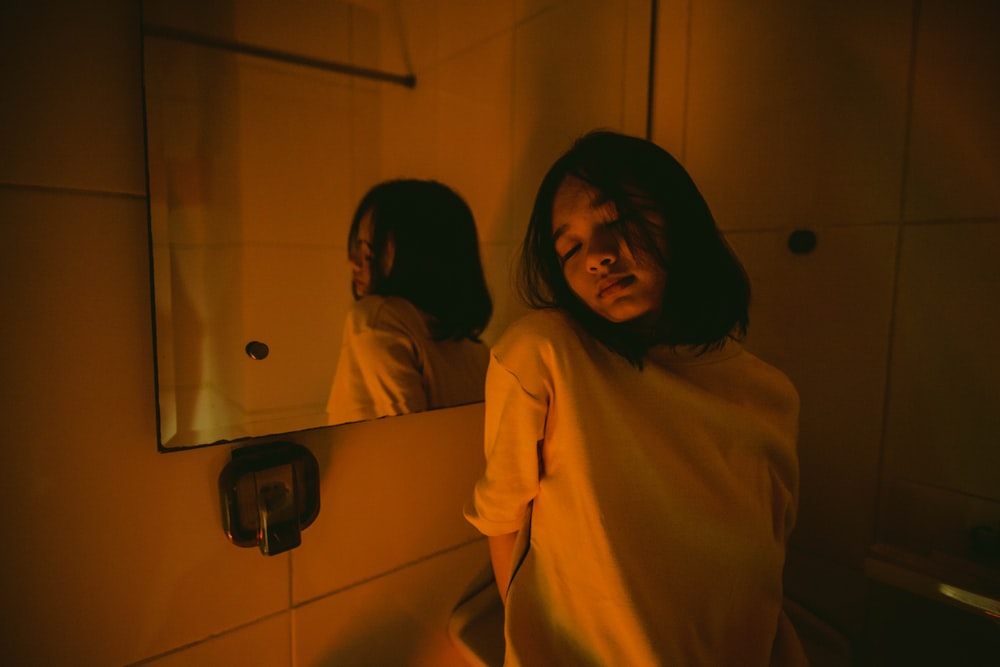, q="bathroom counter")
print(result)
[864,543,1000,624]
